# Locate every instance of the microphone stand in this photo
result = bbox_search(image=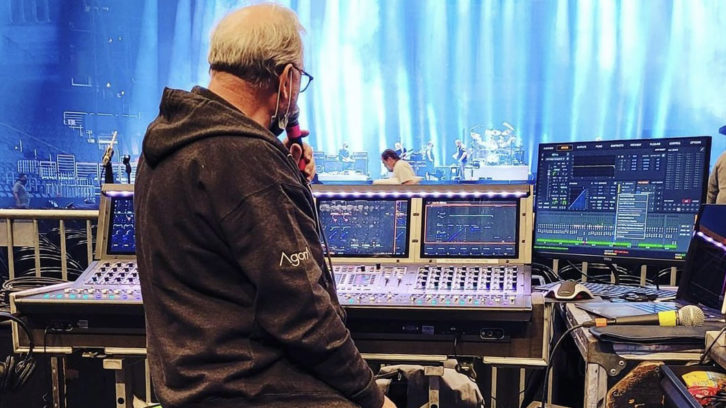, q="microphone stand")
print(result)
[122,155,131,184]
[103,160,114,184]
